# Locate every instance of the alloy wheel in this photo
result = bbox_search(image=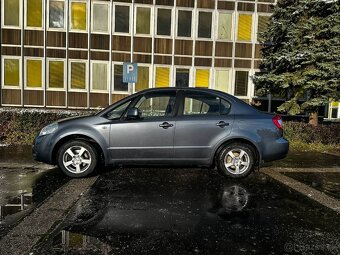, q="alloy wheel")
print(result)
[62,146,92,174]
[223,148,250,175]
